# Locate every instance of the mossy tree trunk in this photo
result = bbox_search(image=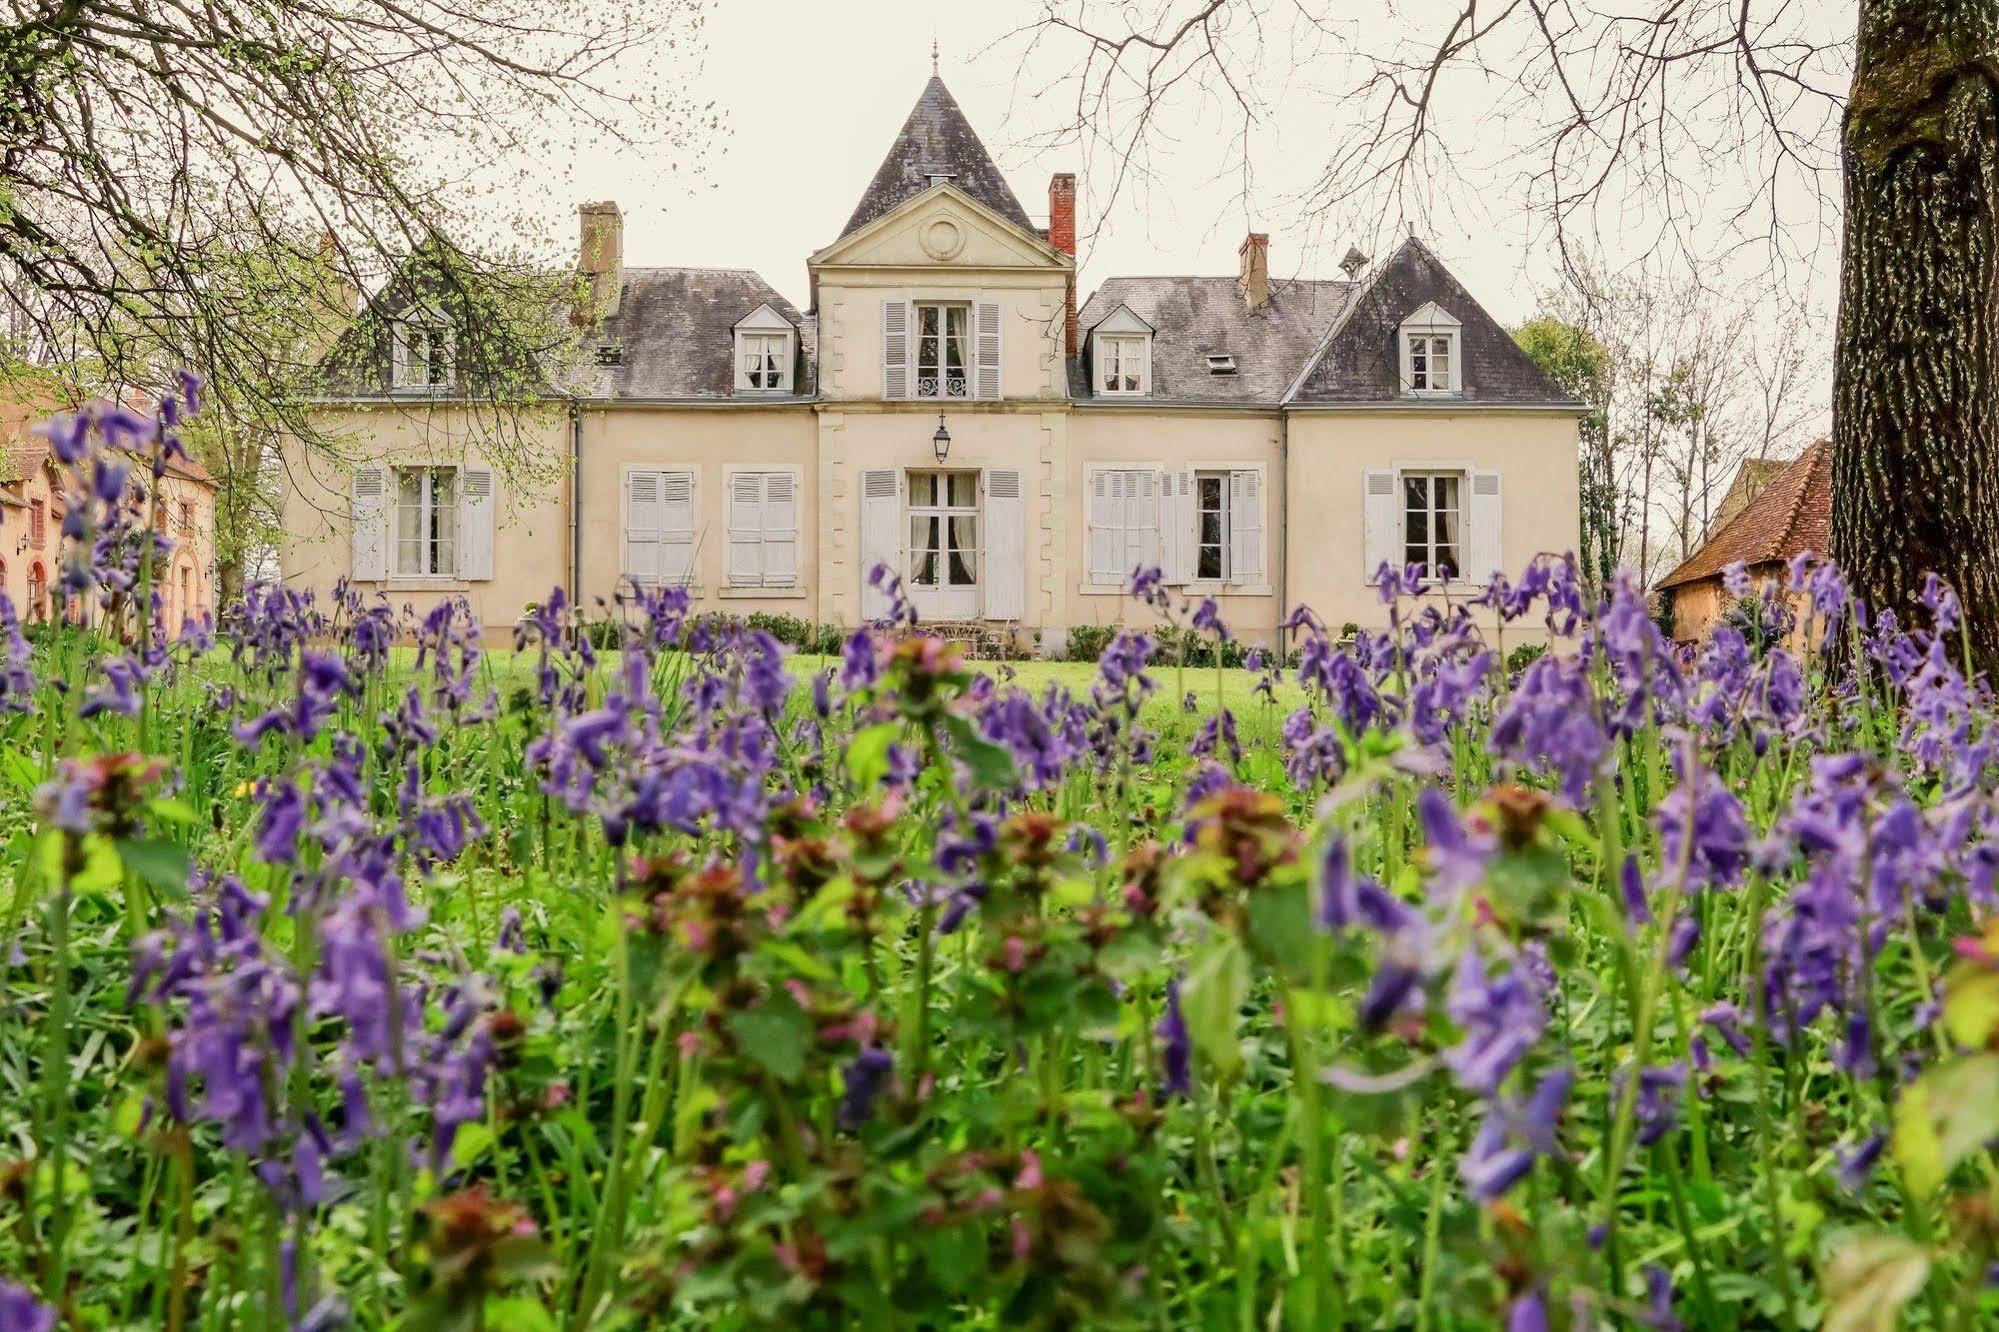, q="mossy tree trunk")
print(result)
[1832,0,1999,665]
